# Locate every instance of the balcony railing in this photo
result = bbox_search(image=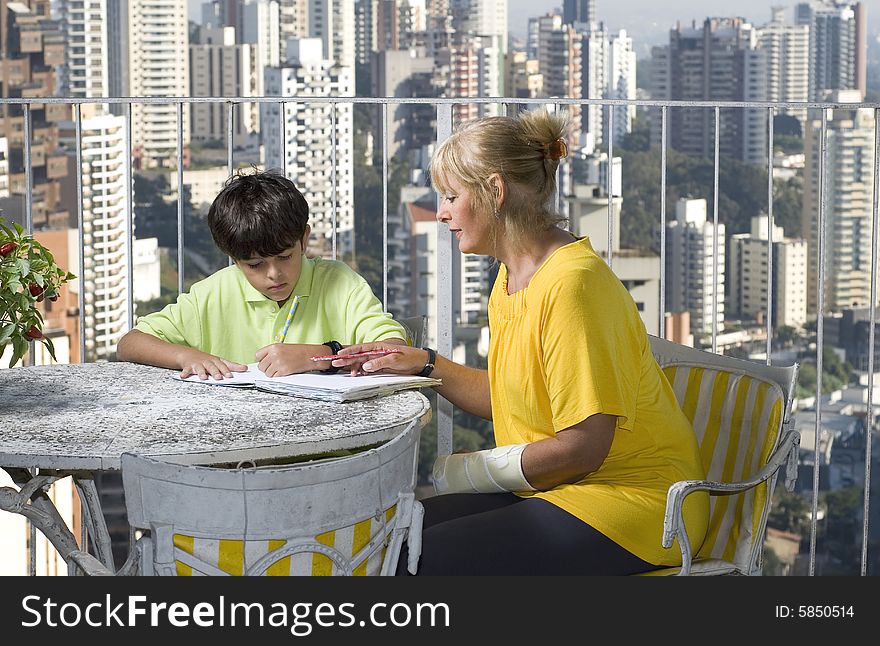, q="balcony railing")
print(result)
[1,94,879,576]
